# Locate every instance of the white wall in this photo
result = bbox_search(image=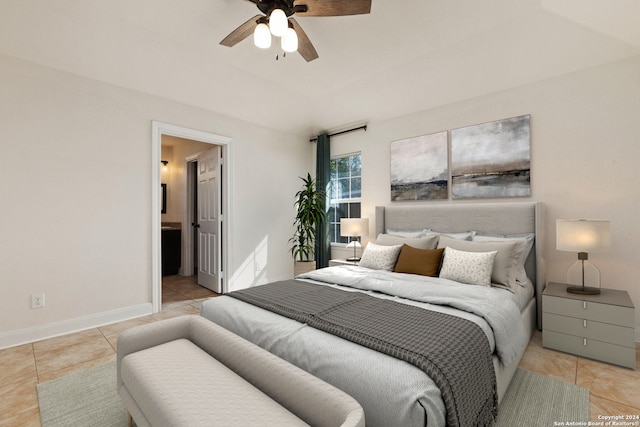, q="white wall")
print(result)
[2,50,638,347]
[0,54,310,347]
[330,55,640,340]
